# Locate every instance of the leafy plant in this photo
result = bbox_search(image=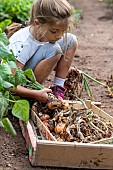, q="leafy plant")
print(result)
[0,29,43,136]
[0,0,33,31]
[71,6,83,25]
